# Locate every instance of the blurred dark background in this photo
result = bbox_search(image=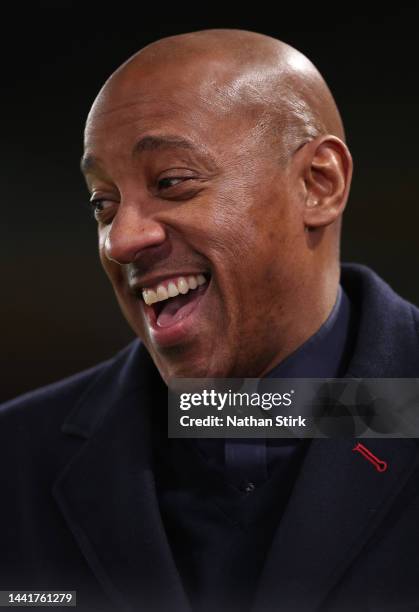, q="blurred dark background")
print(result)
[2,4,418,401]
